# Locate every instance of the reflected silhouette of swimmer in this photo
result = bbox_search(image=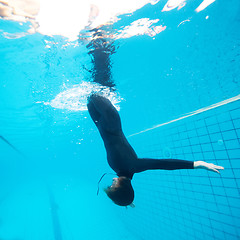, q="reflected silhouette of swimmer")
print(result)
[86,28,116,89]
[87,94,224,207]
